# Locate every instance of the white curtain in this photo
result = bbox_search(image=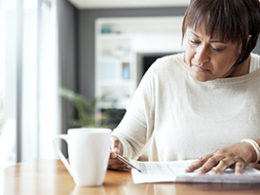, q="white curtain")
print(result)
[0,0,19,169]
[21,0,60,160]
[0,0,60,165]
[37,0,60,159]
